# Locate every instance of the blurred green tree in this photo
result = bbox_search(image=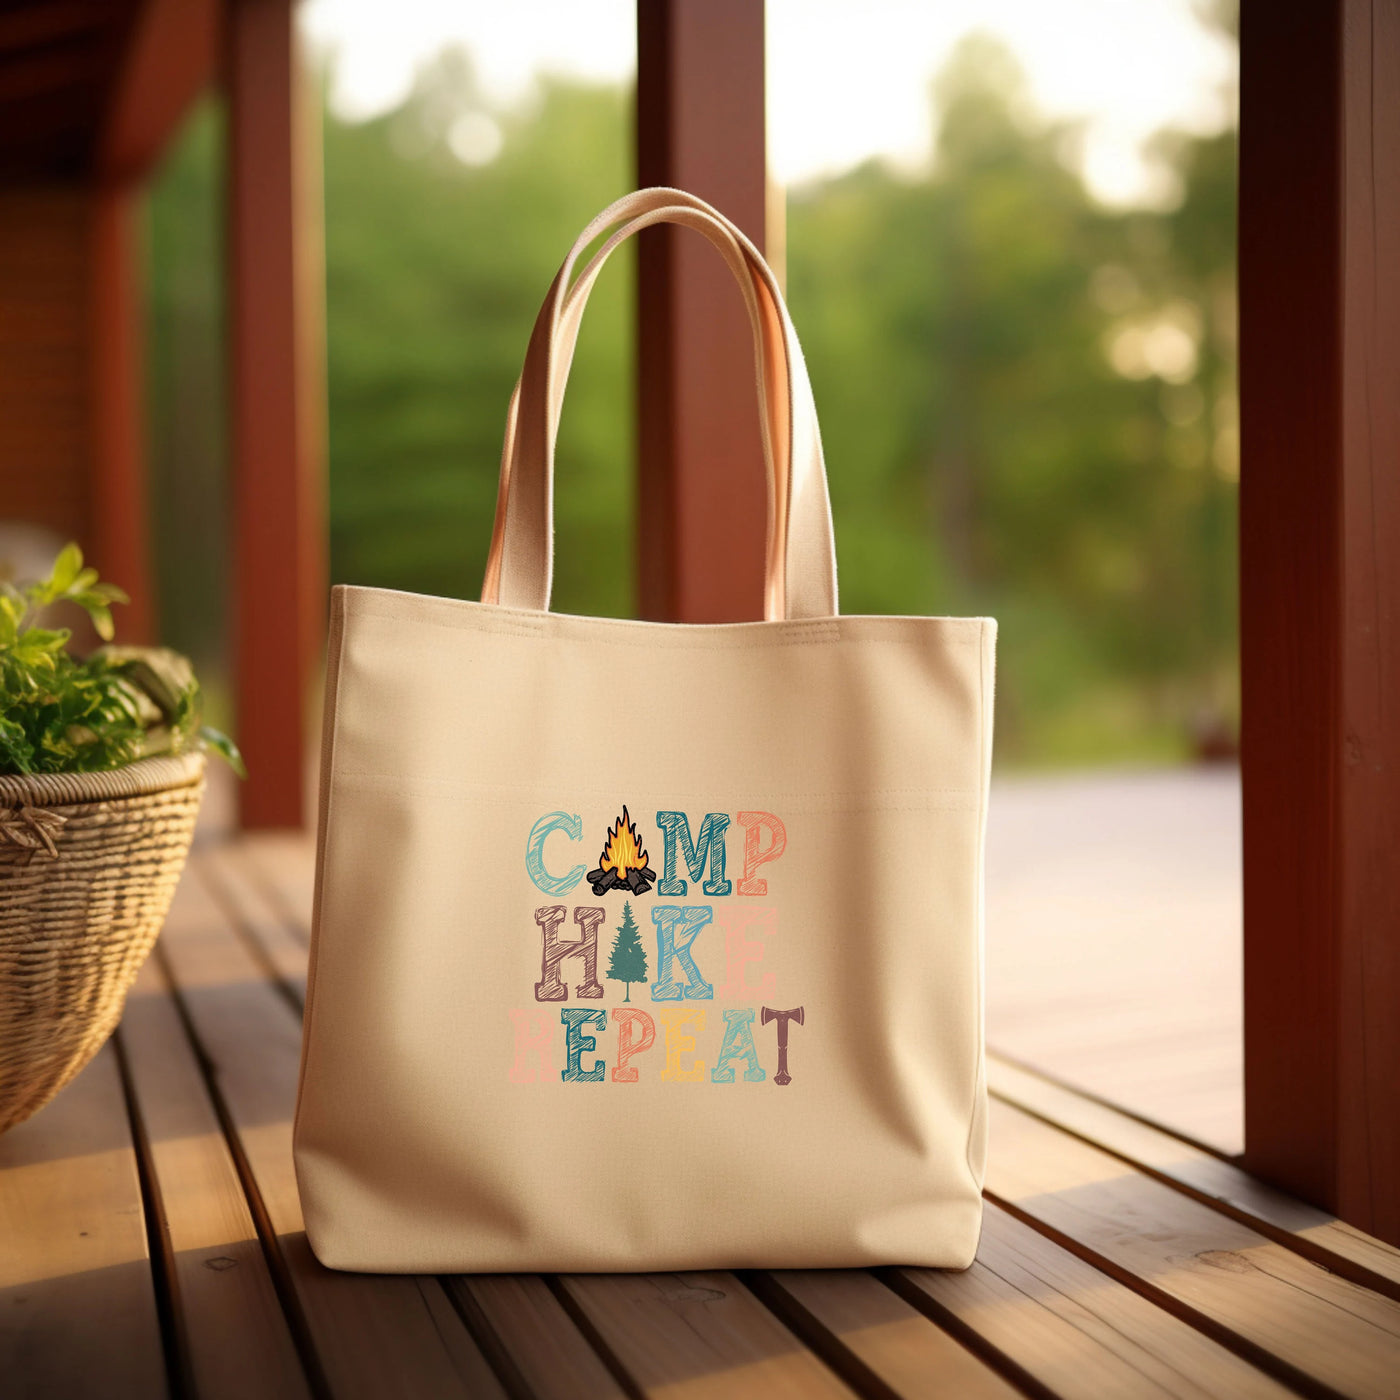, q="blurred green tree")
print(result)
[321,50,634,617]
[146,98,227,679]
[786,33,1237,762]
